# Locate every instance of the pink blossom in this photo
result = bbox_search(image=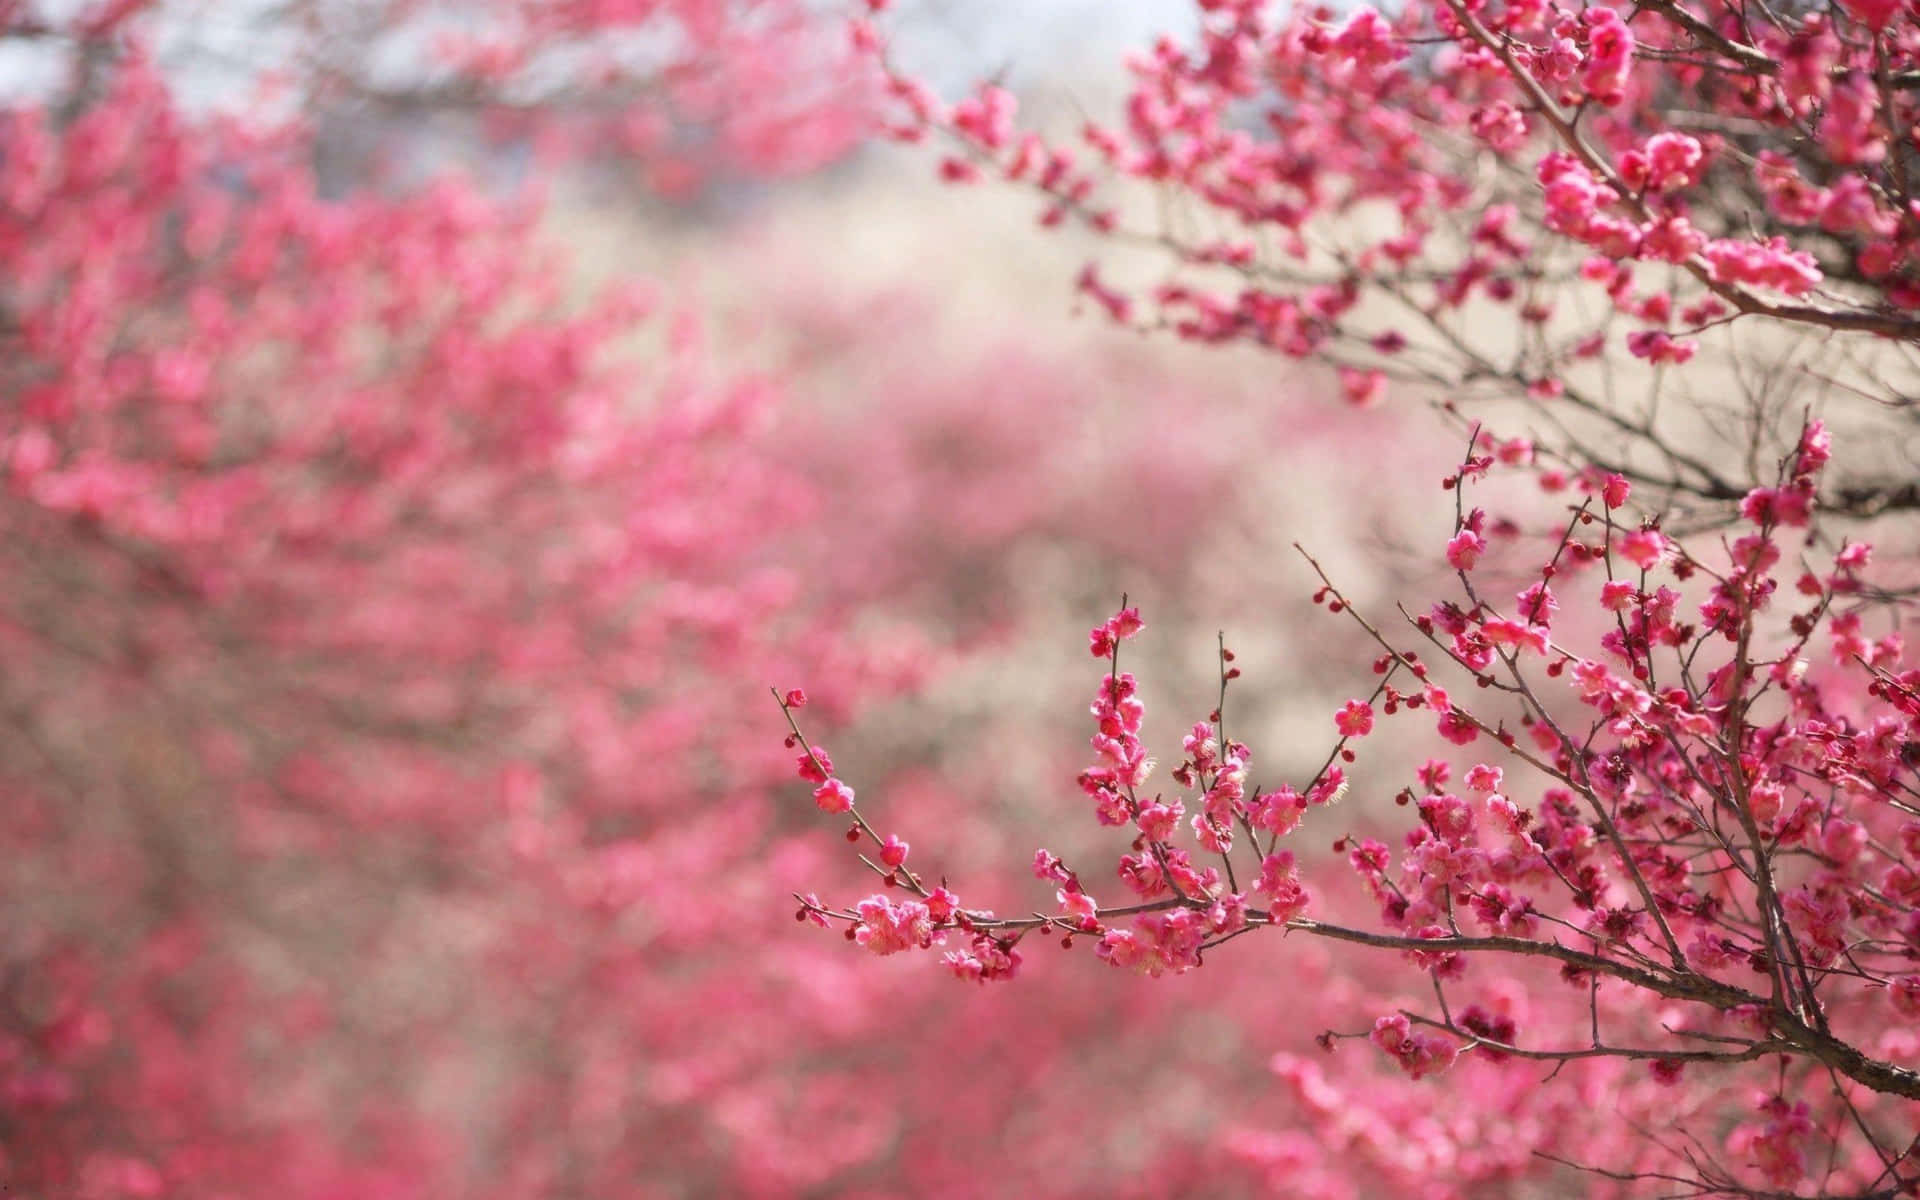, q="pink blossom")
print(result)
[1088,605,1146,657]
[1370,1014,1459,1079]
[1335,699,1375,737]
[1541,163,1613,234]
[1625,330,1697,365]
[1137,800,1182,842]
[1701,237,1823,296]
[797,746,834,784]
[1058,889,1098,923]
[1446,529,1486,570]
[925,887,960,921]
[1339,367,1386,407]
[1097,909,1206,977]
[1249,787,1306,836]
[944,934,1021,983]
[1307,767,1349,807]
[1255,852,1312,920]
[1469,102,1528,151]
[1481,619,1548,654]
[1495,437,1534,465]
[812,778,856,813]
[1834,541,1872,572]
[1515,581,1558,626]
[1617,529,1668,570]
[1796,420,1833,475]
[1820,74,1885,167]
[853,896,935,956]
[1332,8,1405,66]
[1741,484,1812,527]
[1638,215,1705,263]
[1581,10,1635,106]
[1436,709,1479,746]
[1641,132,1704,190]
